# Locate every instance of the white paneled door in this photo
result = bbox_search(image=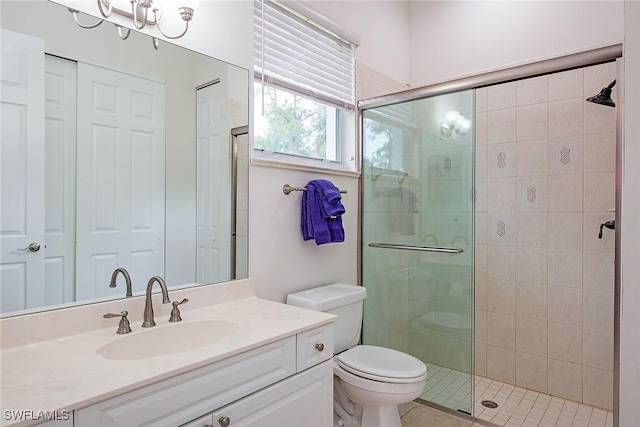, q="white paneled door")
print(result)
[196,81,231,284]
[75,63,166,300]
[44,54,77,305]
[0,30,46,313]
